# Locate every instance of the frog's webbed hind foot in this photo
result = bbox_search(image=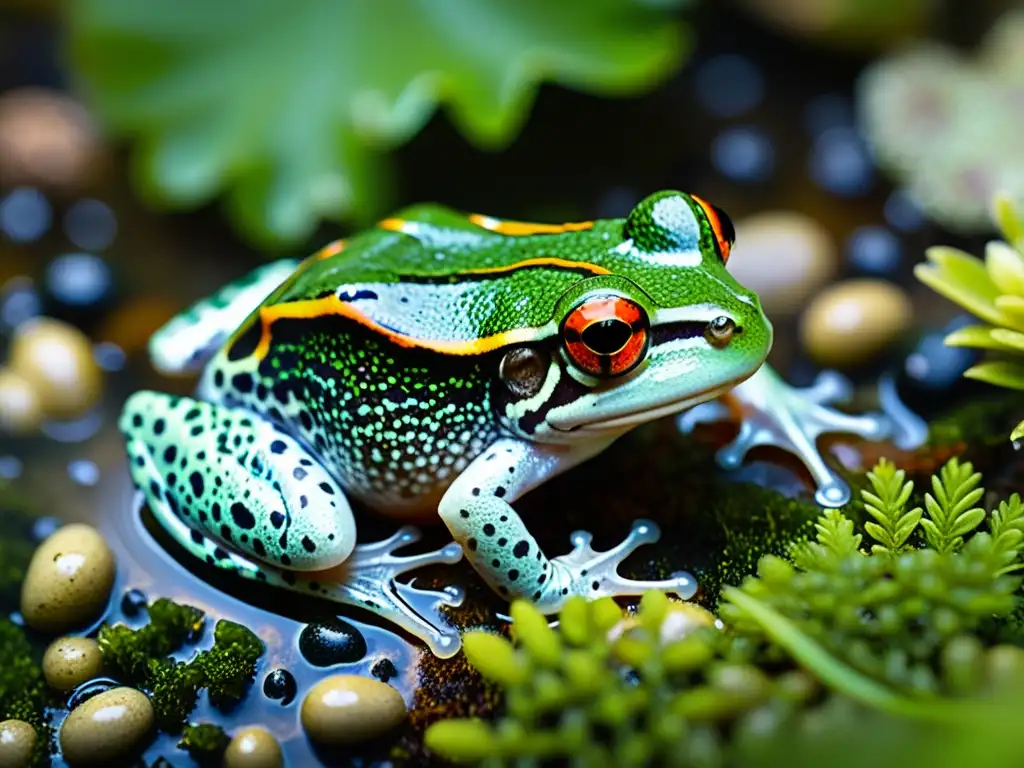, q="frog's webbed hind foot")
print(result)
[681,365,895,507]
[330,527,466,658]
[543,520,697,610]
